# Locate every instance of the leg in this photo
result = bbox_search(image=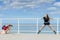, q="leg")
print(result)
[0,30,6,34]
[48,25,56,34]
[37,24,45,34]
[5,29,9,34]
